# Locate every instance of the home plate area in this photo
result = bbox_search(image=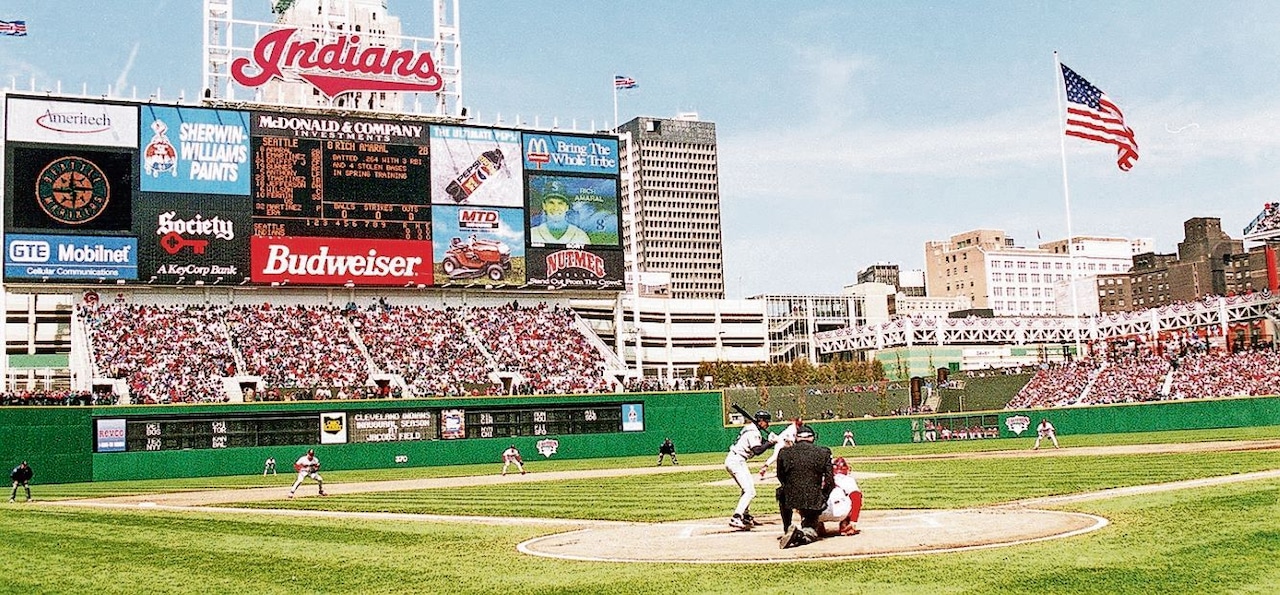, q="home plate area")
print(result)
[518,508,1107,563]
